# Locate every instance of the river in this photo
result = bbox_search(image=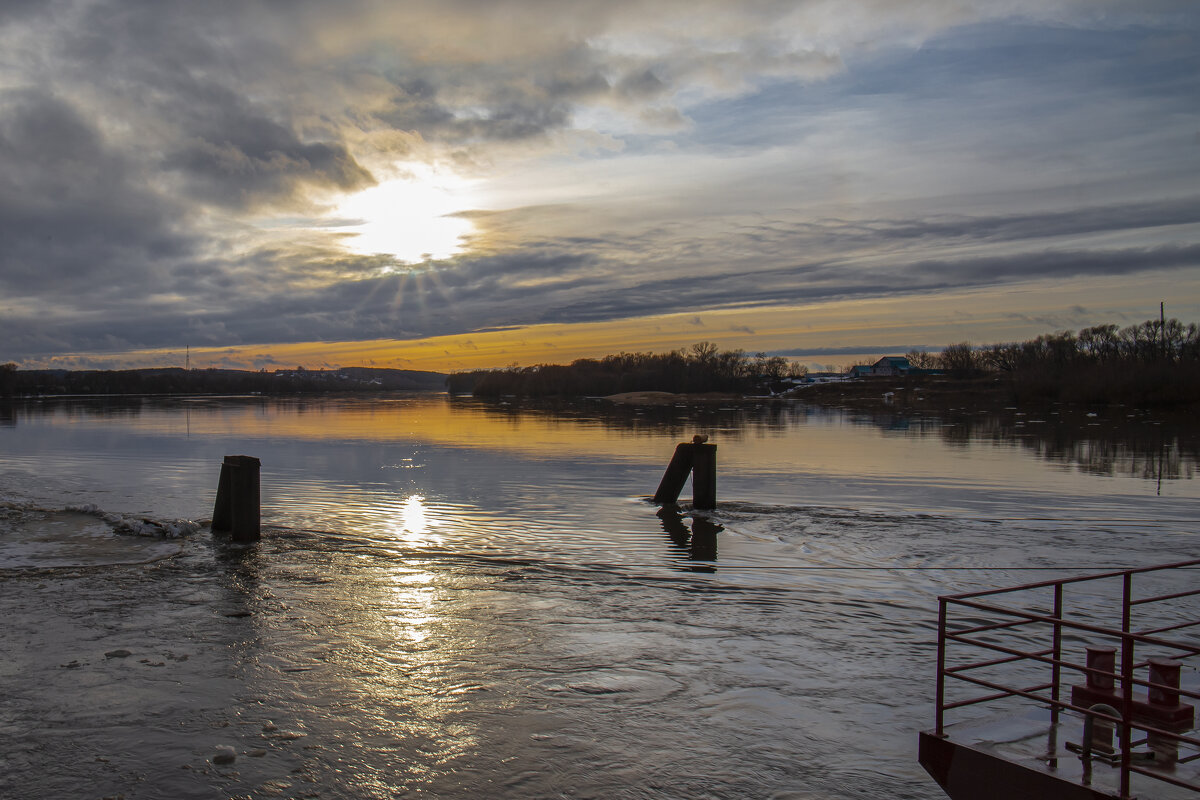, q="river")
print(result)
[1,394,1197,799]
